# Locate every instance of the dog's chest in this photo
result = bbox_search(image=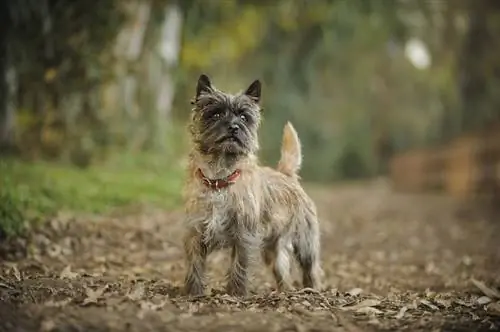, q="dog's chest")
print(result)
[201,188,259,243]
